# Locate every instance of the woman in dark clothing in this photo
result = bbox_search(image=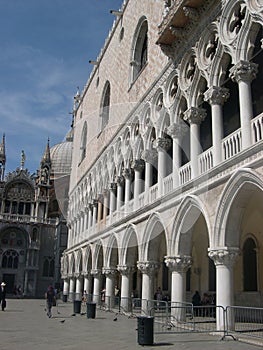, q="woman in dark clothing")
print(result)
[0,282,7,311]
